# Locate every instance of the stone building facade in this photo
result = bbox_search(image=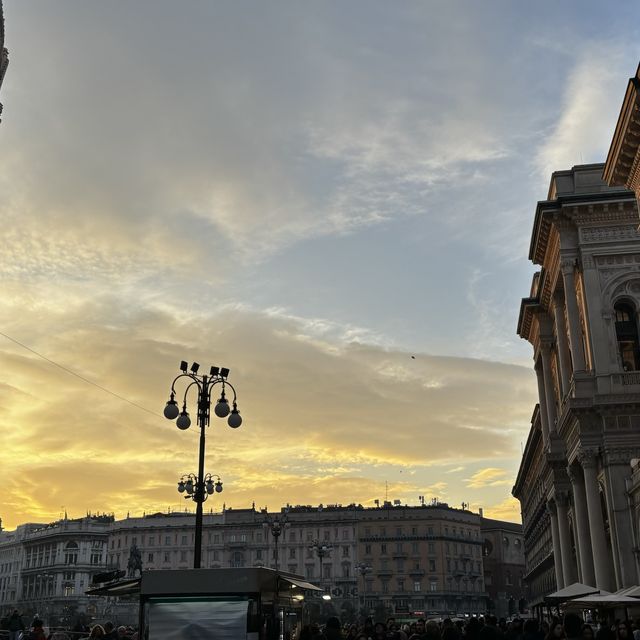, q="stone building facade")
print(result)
[0,503,523,624]
[480,517,525,619]
[0,515,112,627]
[514,161,640,600]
